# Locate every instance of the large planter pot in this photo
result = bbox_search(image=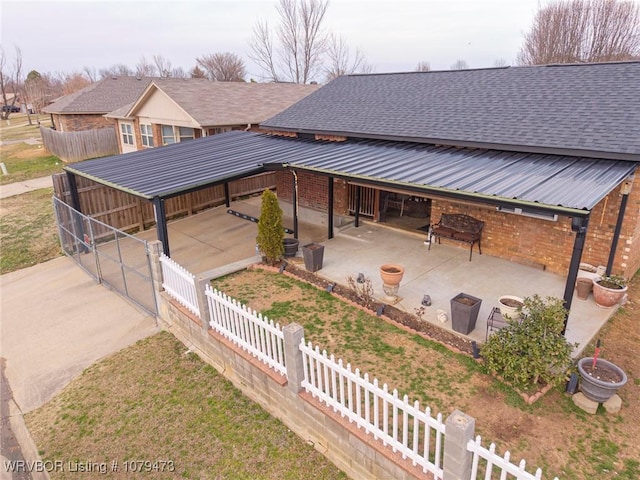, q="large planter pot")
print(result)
[302,243,324,272]
[379,264,405,286]
[592,277,628,308]
[578,358,627,403]
[498,295,524,320]
[450,293,482,335]
[283,238,299,257]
